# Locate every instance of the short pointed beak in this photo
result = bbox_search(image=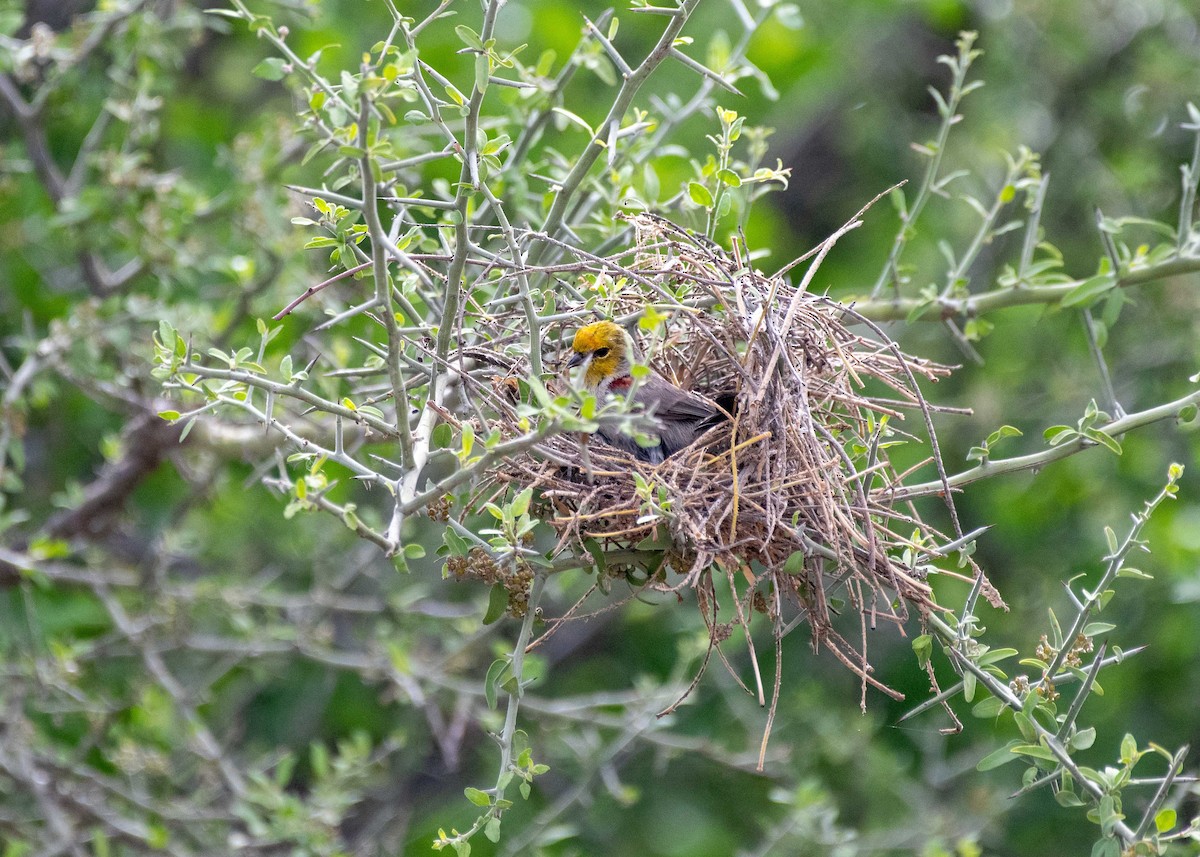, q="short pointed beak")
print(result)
[567,351,586,369]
